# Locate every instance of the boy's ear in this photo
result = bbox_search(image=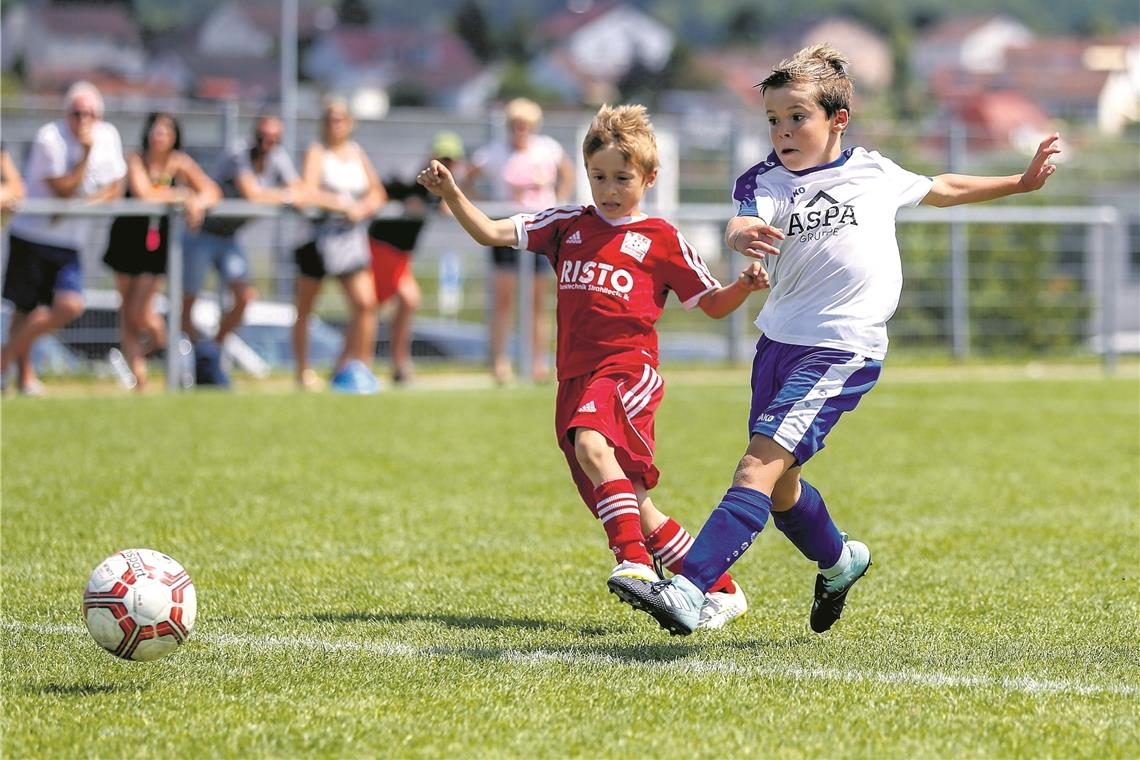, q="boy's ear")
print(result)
[832,108,850,134]
[644,167,658,188]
